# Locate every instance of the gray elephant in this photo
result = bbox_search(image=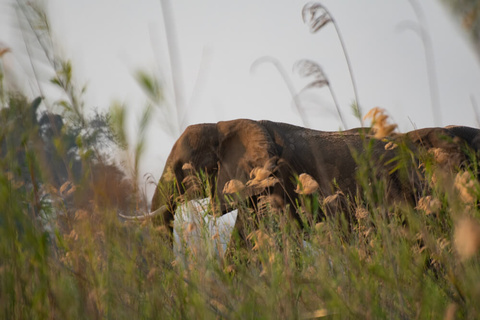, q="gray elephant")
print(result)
[121,119,480,247]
